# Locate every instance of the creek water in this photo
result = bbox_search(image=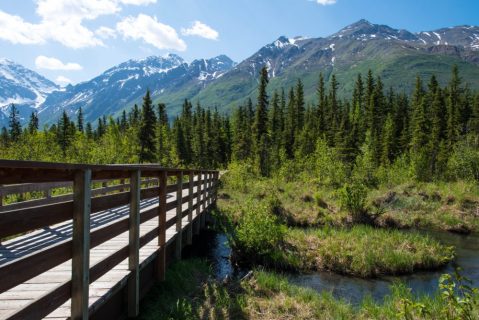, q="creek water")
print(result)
[188,229,479,305]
